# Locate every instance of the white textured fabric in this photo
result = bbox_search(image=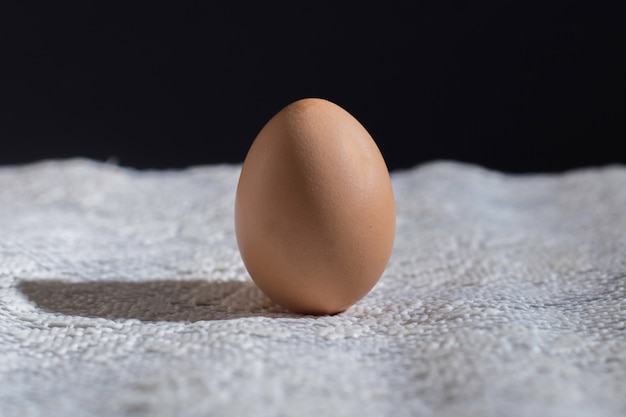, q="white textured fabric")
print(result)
[1,158,625,417]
